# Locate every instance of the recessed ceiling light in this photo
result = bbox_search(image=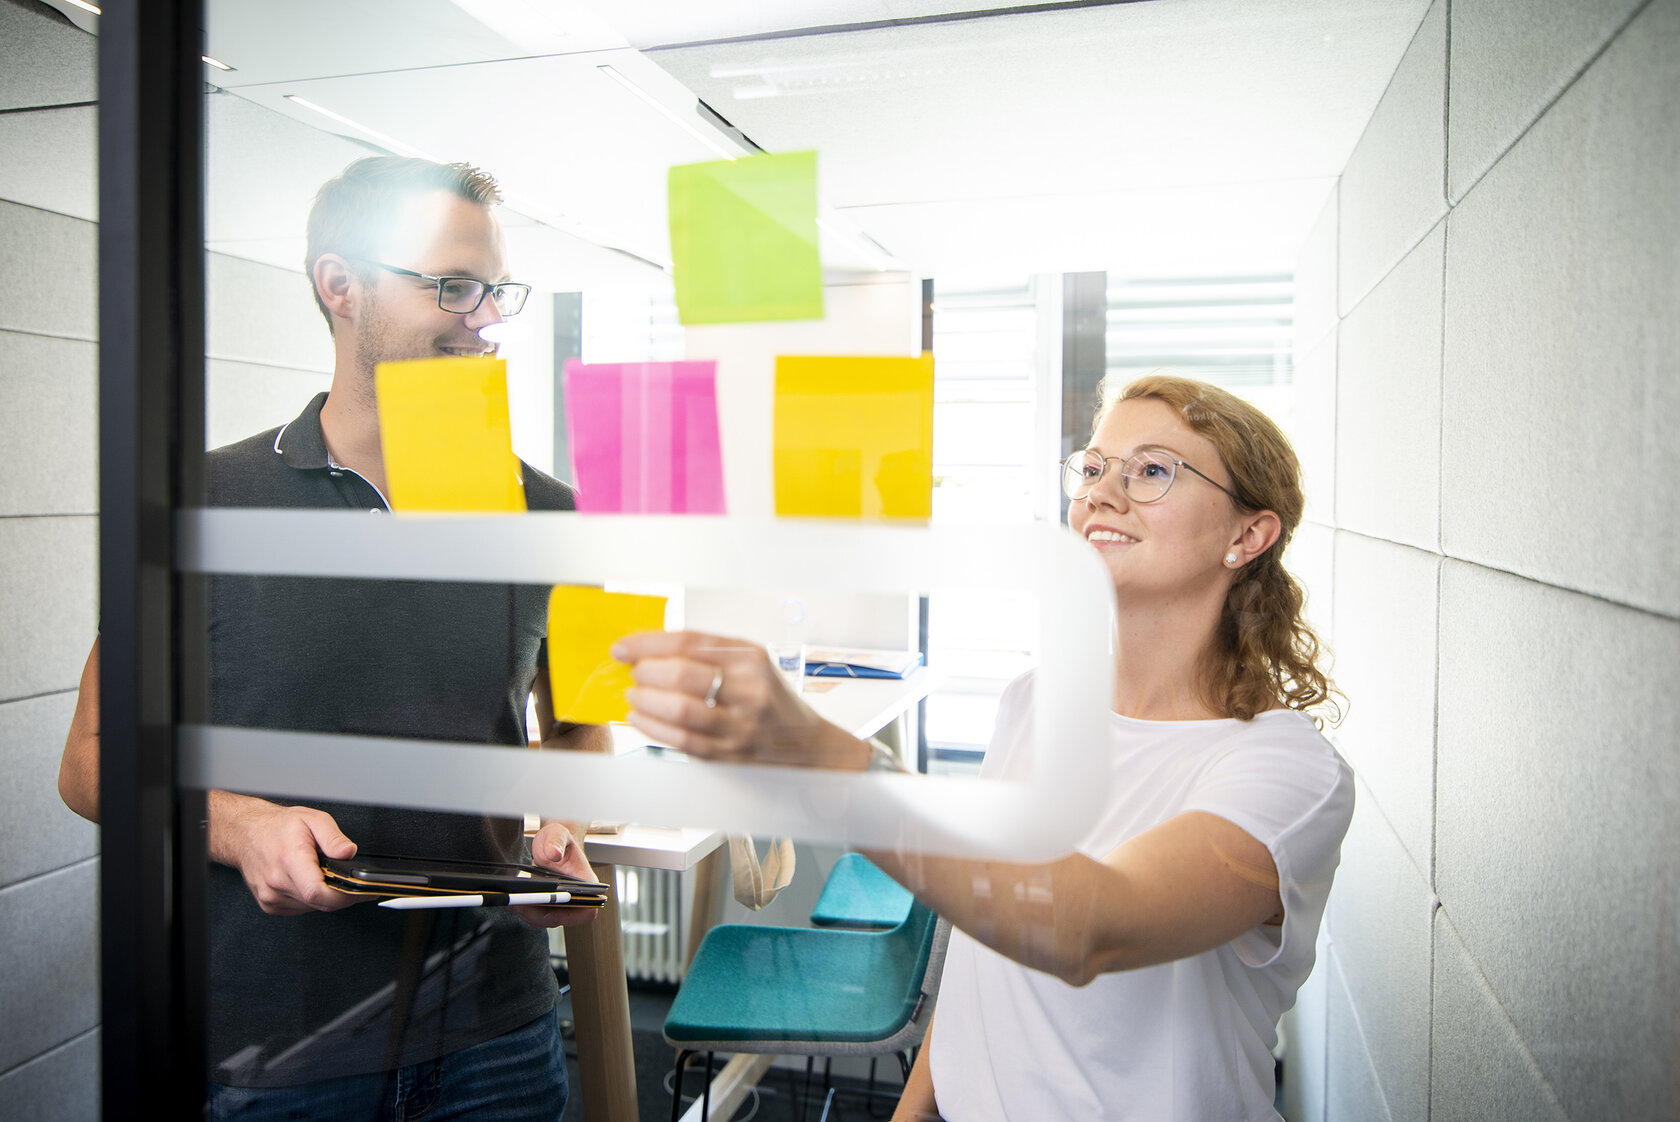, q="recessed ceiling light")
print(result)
[202,55,235,72]
[62,0,100,13]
